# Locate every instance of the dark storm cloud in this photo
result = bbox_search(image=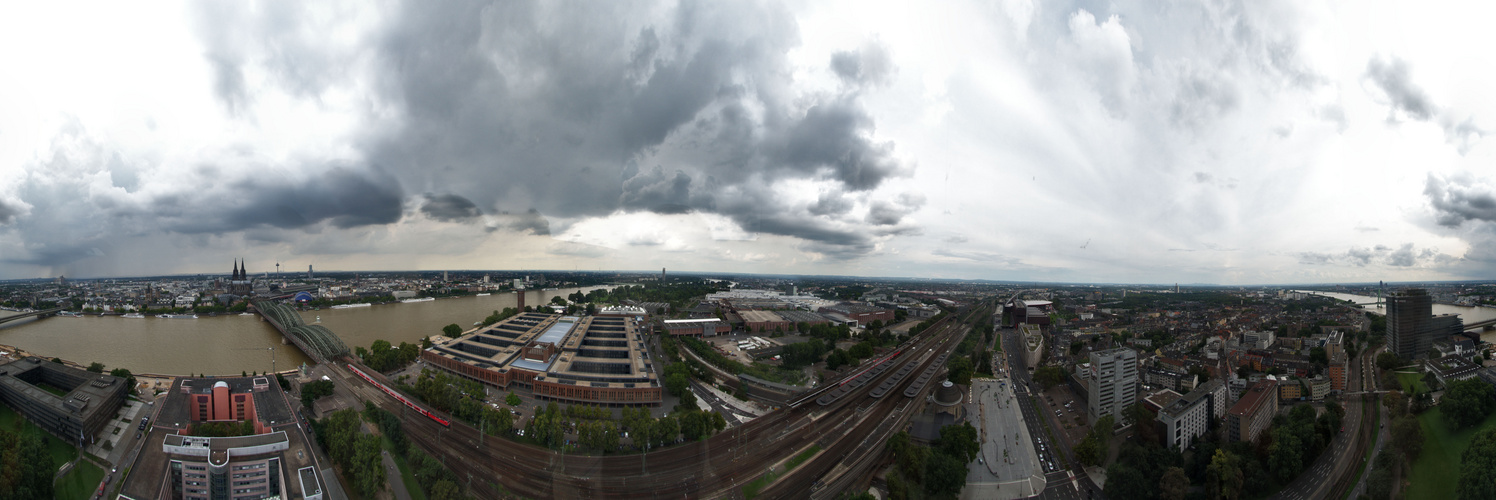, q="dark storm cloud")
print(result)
[420,193,482,221]
[619,166,702,214]
[0,199,21,225]
[830,41,894,88]
[167,164,405,233]
[351,0,911,255]
[1425,173,1496,227]
[808,191,854,217]
[485,209,551,236]
[768,99,905,191]
[1365,57,1434,121]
